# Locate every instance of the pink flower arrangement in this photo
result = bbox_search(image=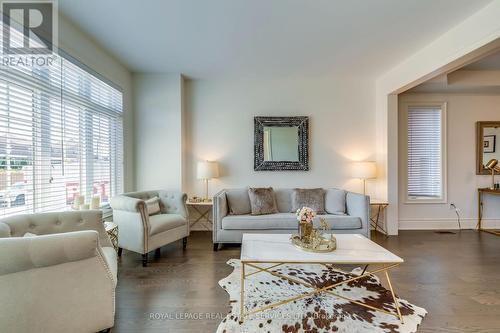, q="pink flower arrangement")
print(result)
[296,206,316,224]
